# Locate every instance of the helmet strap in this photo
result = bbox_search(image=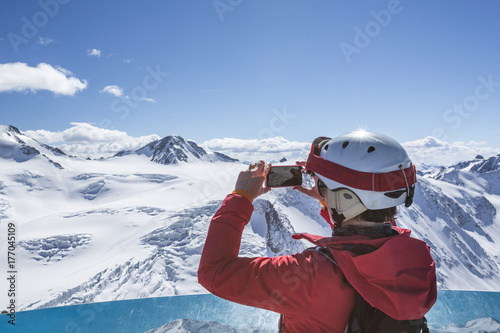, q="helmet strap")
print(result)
[330,208,346,228]
[311,136,332,155]
[399,164,415,207]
